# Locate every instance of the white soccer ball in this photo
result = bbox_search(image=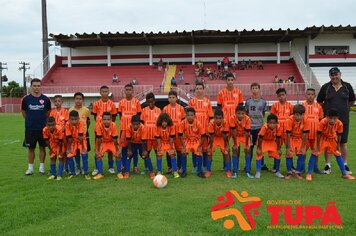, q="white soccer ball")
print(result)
[153,174,168,189]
